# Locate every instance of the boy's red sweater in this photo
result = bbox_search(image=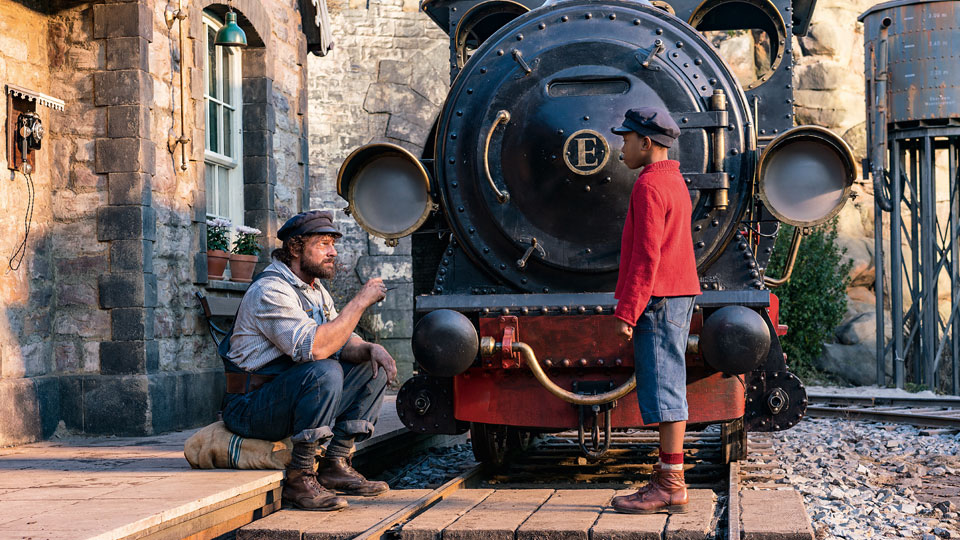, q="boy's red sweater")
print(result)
[614,159,701,325]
